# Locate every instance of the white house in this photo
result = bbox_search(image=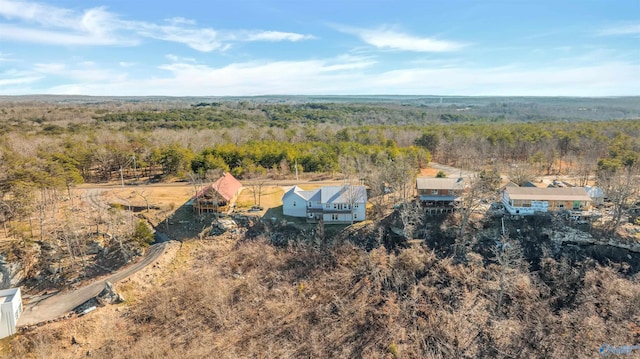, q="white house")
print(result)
[282,185,367,223]
[0,287,22,338]
[501,187,592,215]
